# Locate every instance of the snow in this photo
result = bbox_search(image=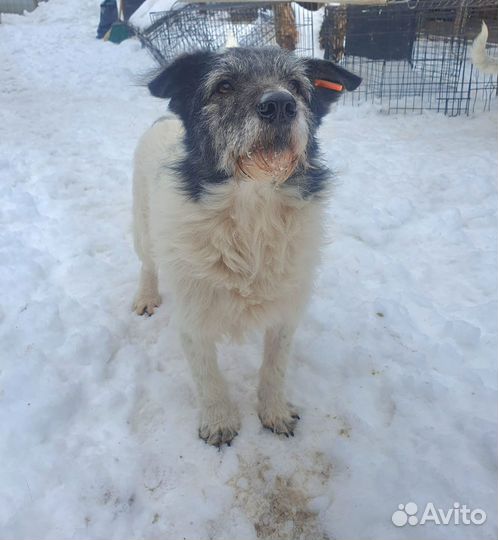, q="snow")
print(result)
[0,1,497,539]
